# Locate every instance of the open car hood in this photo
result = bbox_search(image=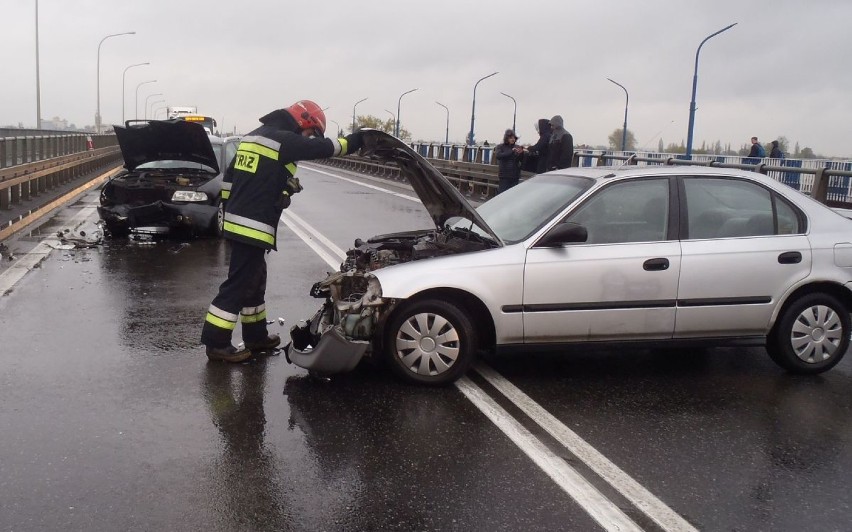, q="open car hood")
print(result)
[359,130,503,245]
[114,119,219,172]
